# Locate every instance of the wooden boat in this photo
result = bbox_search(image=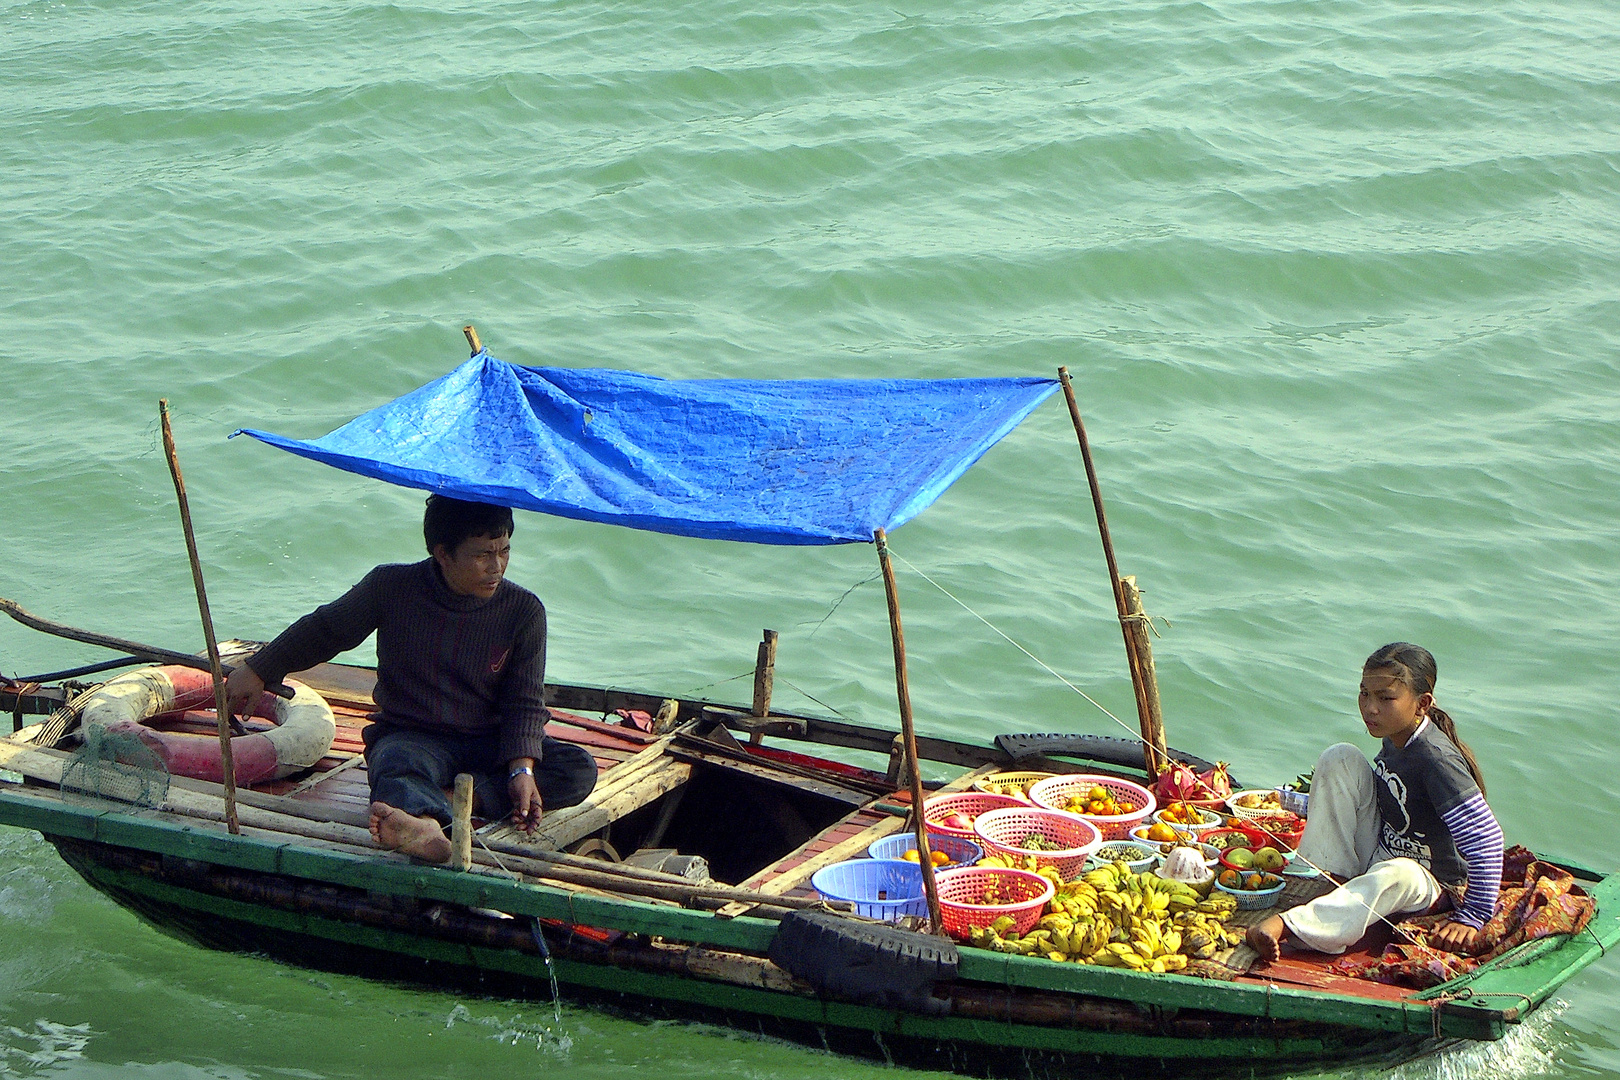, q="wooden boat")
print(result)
[3,338,1616,1075]
[4,662,1616,1076]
